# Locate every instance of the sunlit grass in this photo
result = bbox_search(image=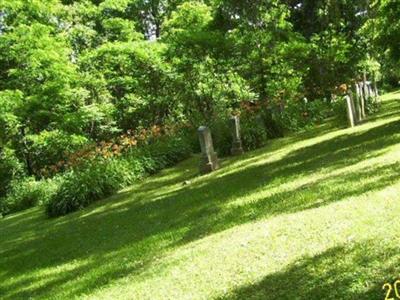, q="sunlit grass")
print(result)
[1,92,400,299]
